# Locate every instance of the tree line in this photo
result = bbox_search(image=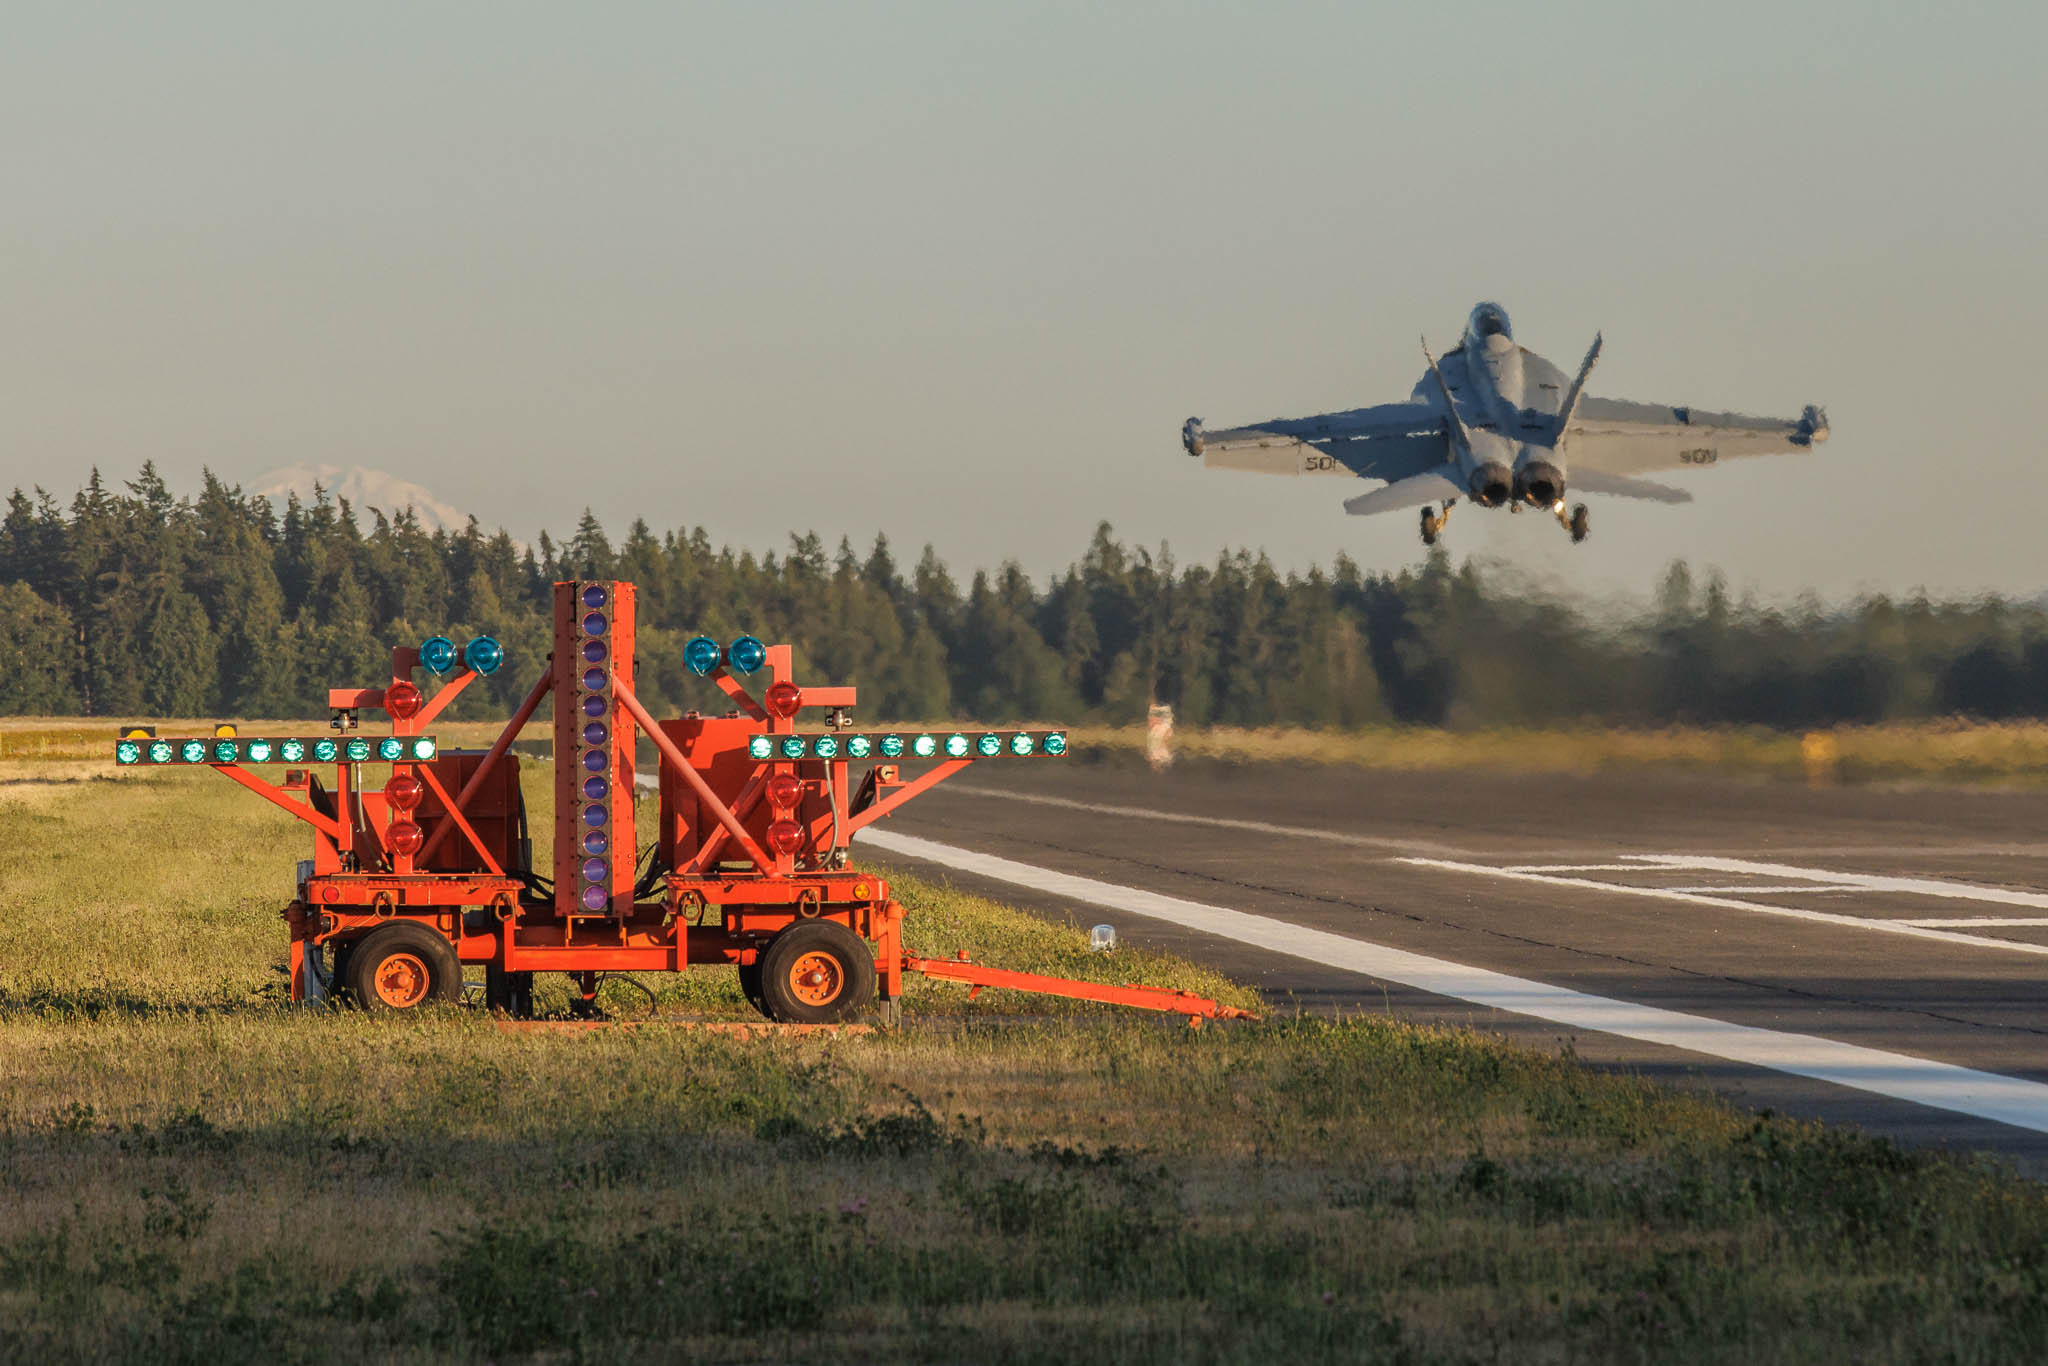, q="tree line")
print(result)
[3,464,2044,729]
